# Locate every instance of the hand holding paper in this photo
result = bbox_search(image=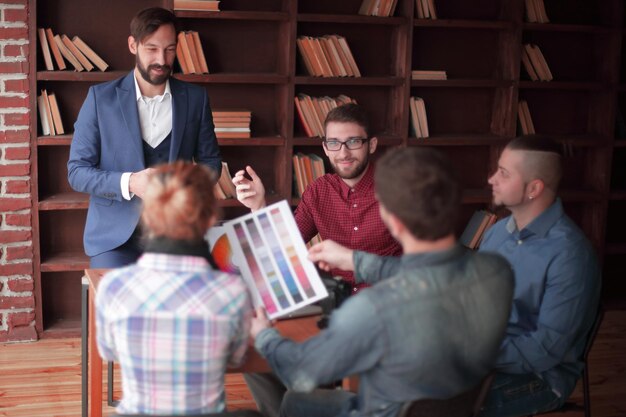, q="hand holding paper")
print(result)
[308,240,355,272]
